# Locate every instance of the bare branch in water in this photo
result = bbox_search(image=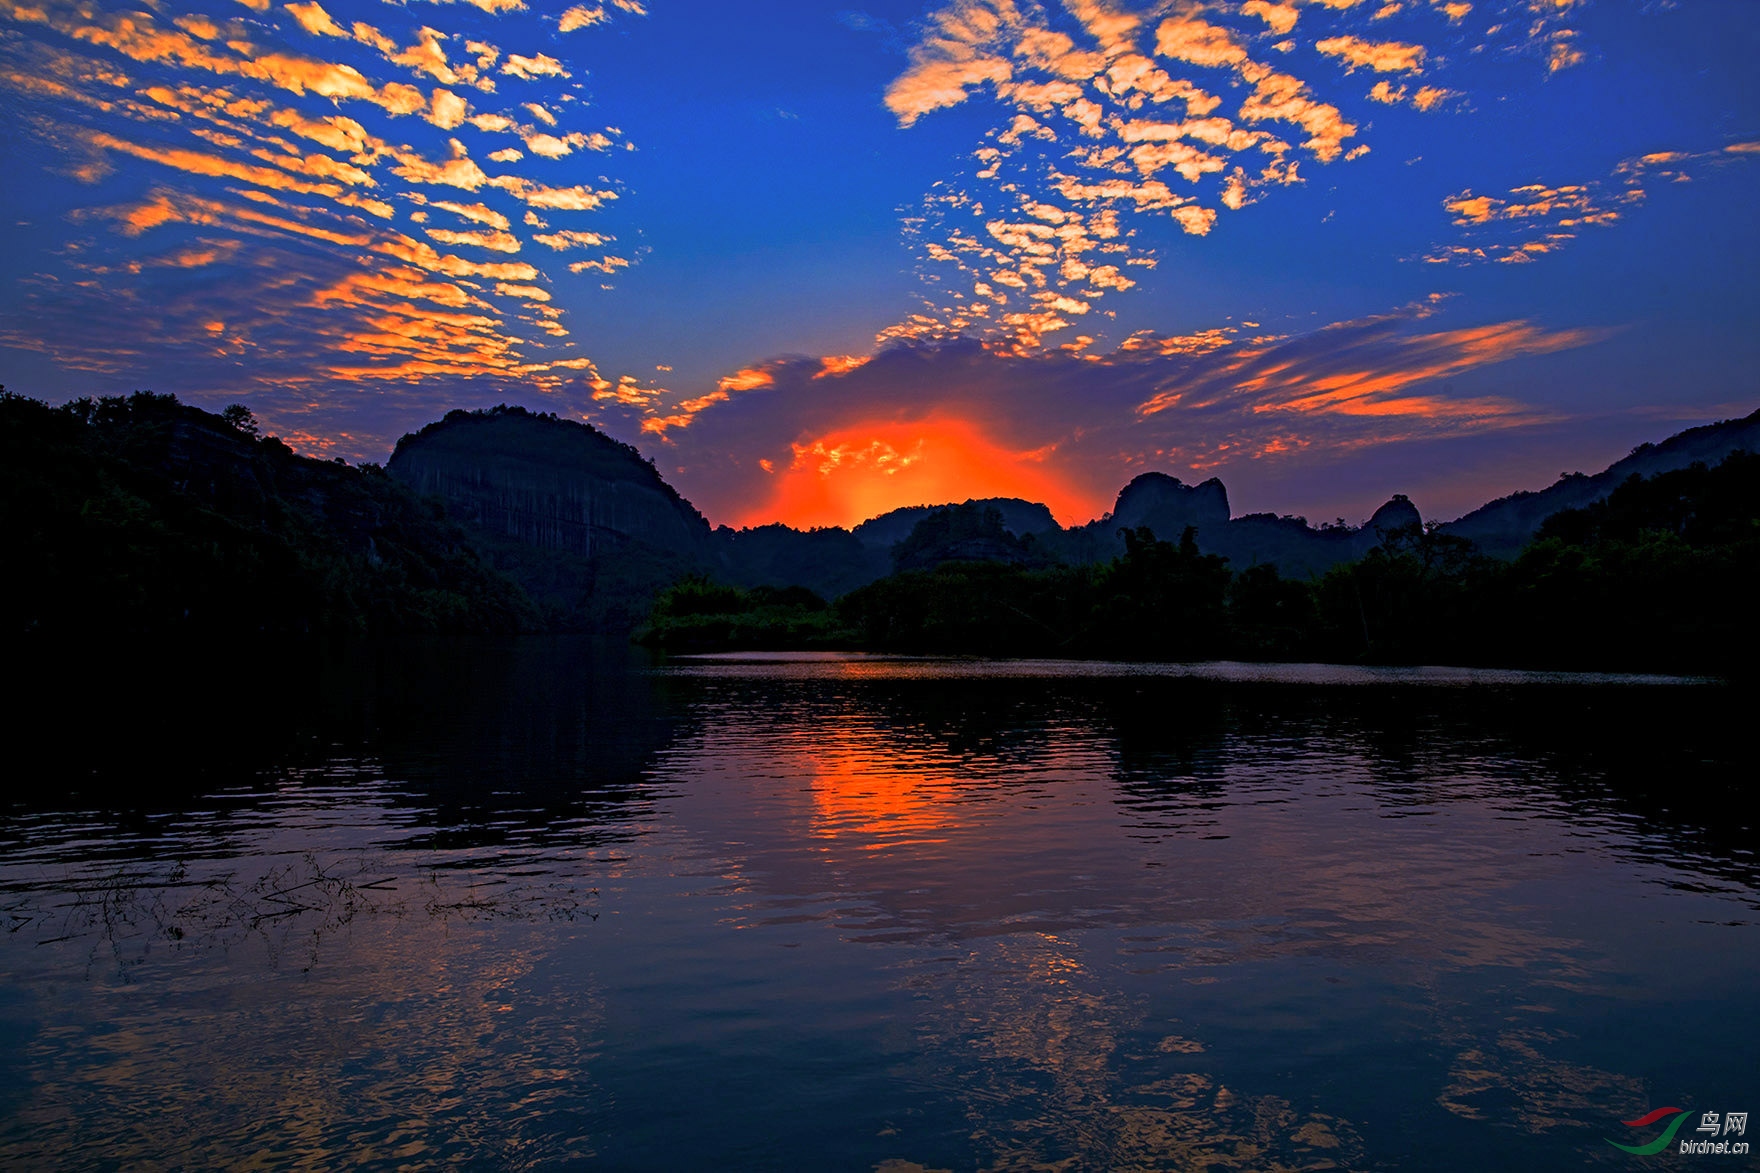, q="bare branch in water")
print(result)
[8,854,600,977]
